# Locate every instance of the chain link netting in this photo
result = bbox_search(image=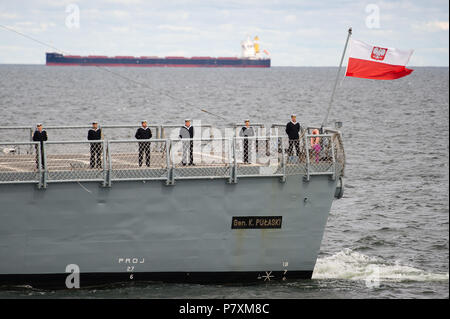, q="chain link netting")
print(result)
[235,137,284,177]
[171,138,232,179]
[282,137,308,176]
[44,141,106,182]
[109,140,168,180]
[332,133,345,177]
[306,134,335,175]
[0,142,41,183]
